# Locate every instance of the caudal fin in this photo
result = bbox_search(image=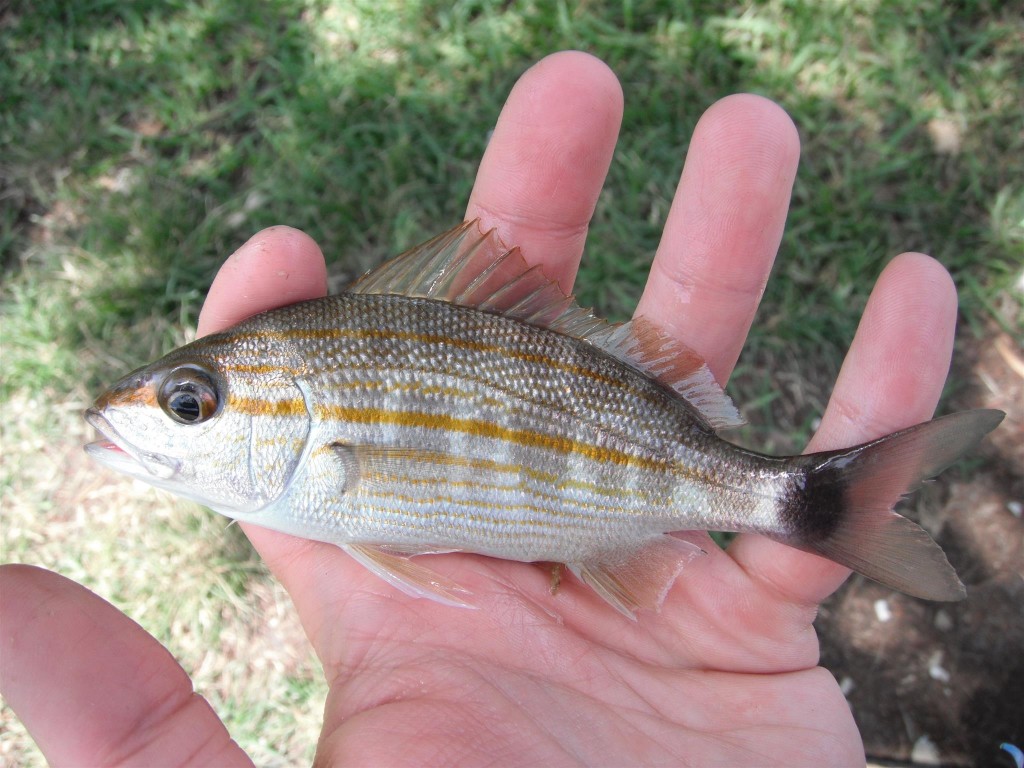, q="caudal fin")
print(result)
[781,409,1004,600]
